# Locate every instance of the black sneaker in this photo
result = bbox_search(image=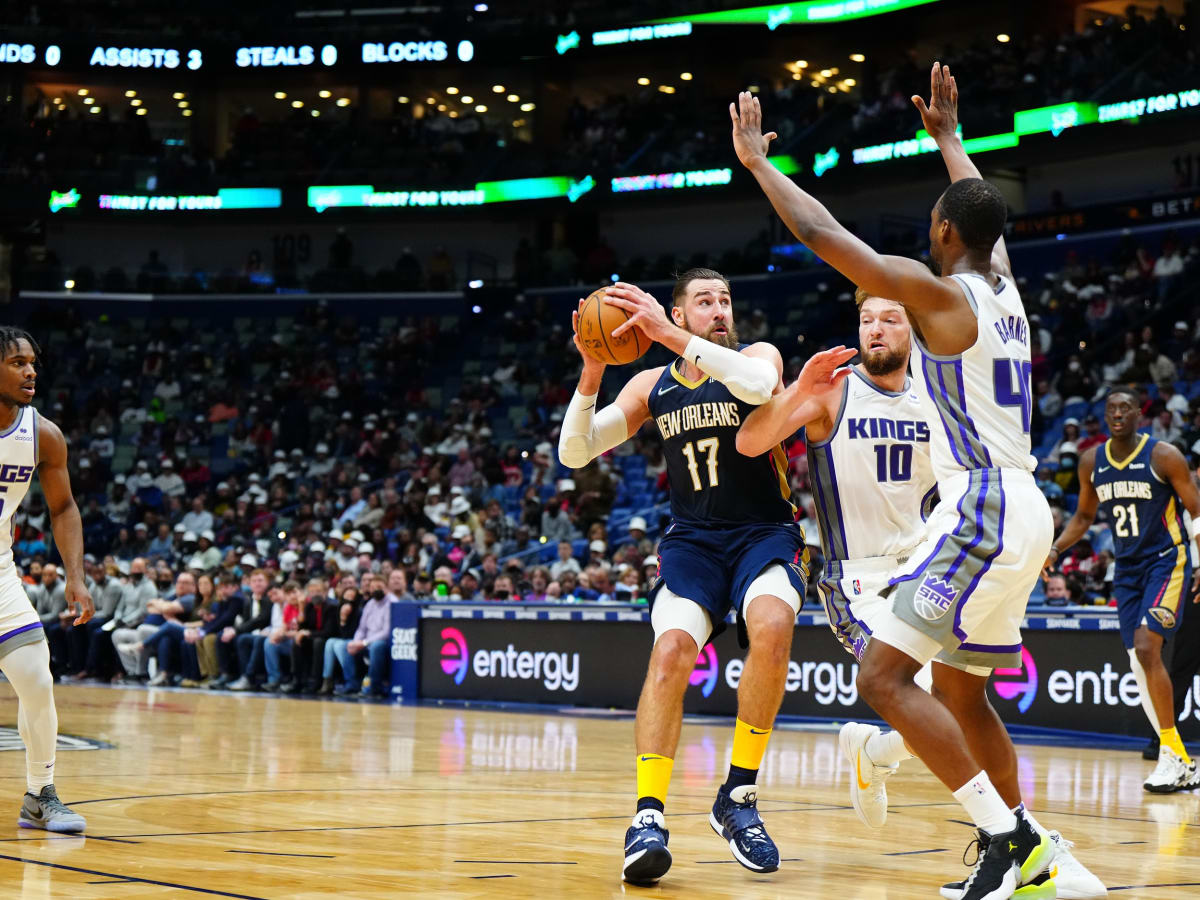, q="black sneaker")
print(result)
[623,809,671,885]
[958,812,1054,900]
[18,785,86,833]
[708,784,779,873]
